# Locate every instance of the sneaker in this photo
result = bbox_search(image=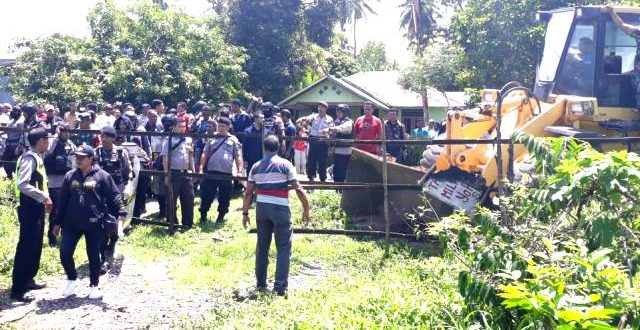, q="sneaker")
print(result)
[10,292,35,303]
[63,280,77,298]
[100,262,110,275]
[88,285,103,299]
